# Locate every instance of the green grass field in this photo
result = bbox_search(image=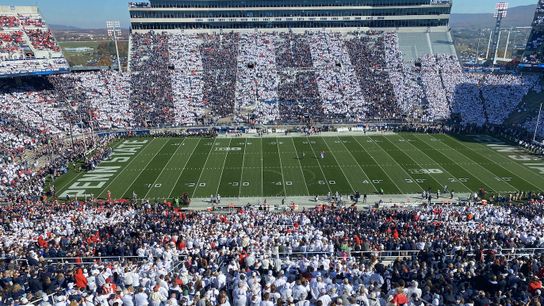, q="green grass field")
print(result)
[55,133,544,200]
